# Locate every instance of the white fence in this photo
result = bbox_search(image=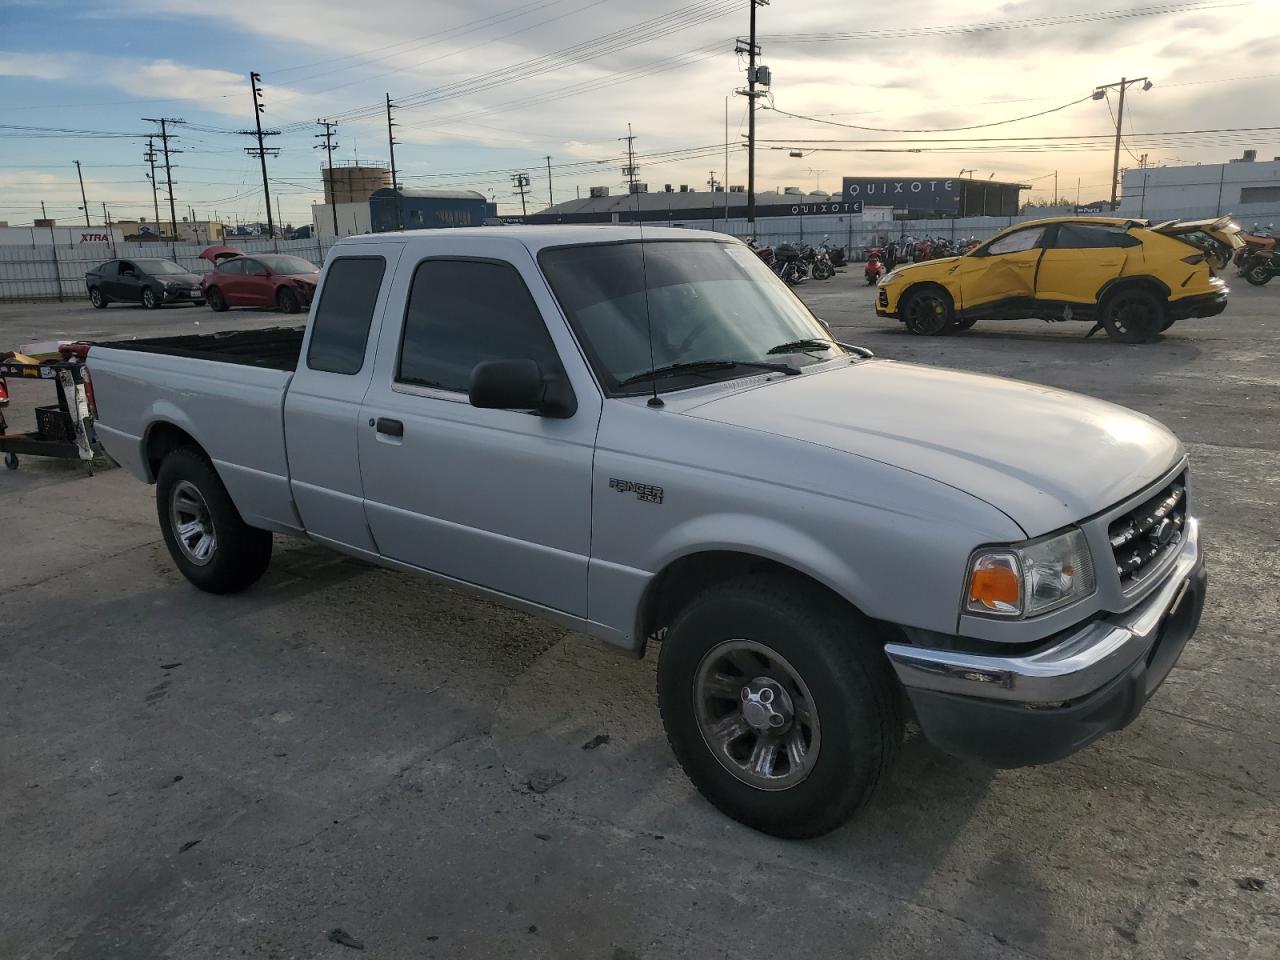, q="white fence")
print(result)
[0,237,337,302]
